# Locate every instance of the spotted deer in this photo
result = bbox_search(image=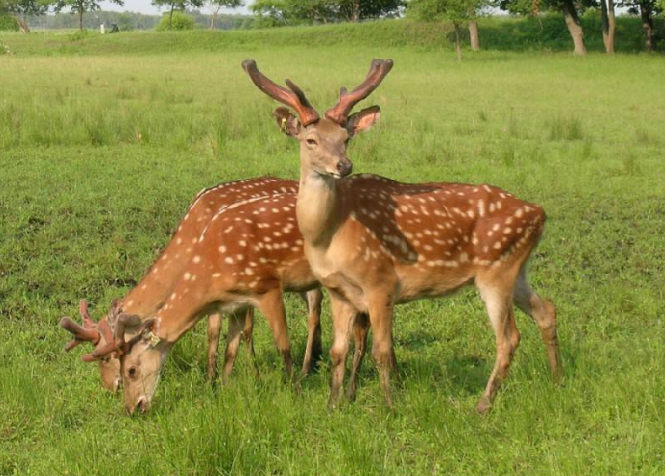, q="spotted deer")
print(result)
[242,59,562,412]
[90,192,355,414]
[60,178,324,392]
